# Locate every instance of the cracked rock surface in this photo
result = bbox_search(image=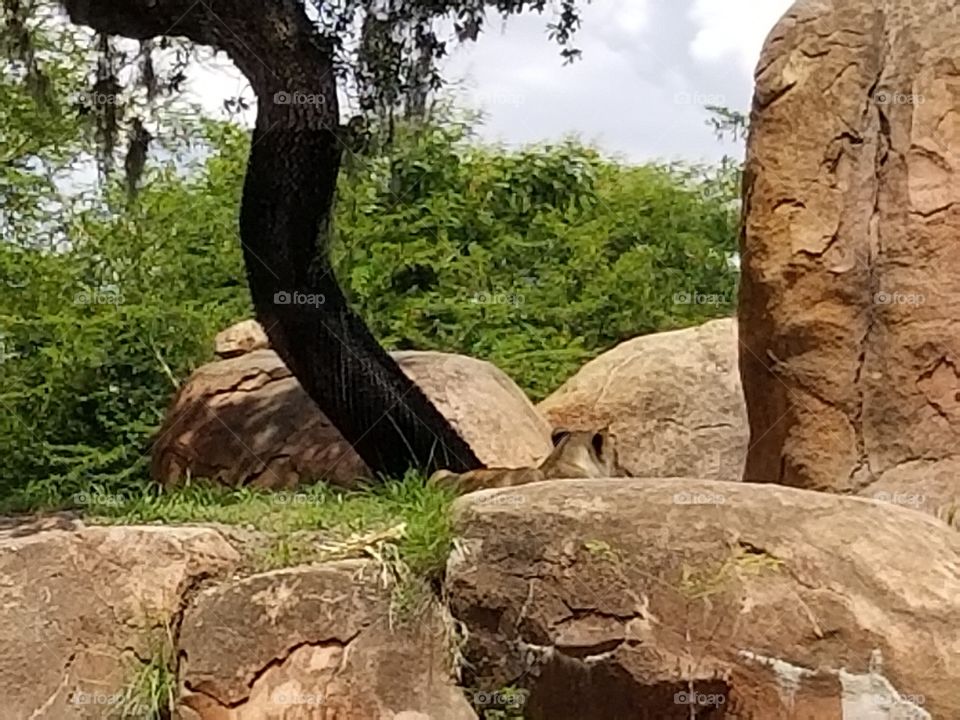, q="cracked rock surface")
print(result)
[178,560,474,720]
[539,319,747,483]
[0,521,475,720]
[0,521,239,720]
[447,478,960,719]
[740,0,960,494]
[151,346,552,490]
